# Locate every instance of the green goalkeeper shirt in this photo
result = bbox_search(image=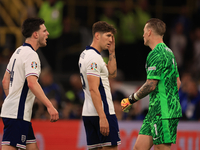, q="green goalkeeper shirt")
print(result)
[146,43,182,119]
